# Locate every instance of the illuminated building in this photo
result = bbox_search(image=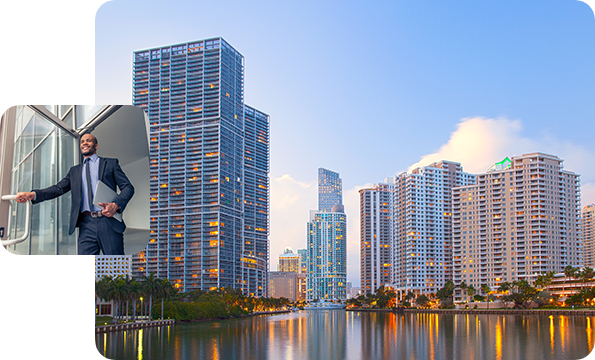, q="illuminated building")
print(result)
[582,204,595,268]
[393,161,476,295]
[359,182,394,294]
[132,38,269,296]
[452,153,582,292]
[278,247,300,272]
[307,168,347,301]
